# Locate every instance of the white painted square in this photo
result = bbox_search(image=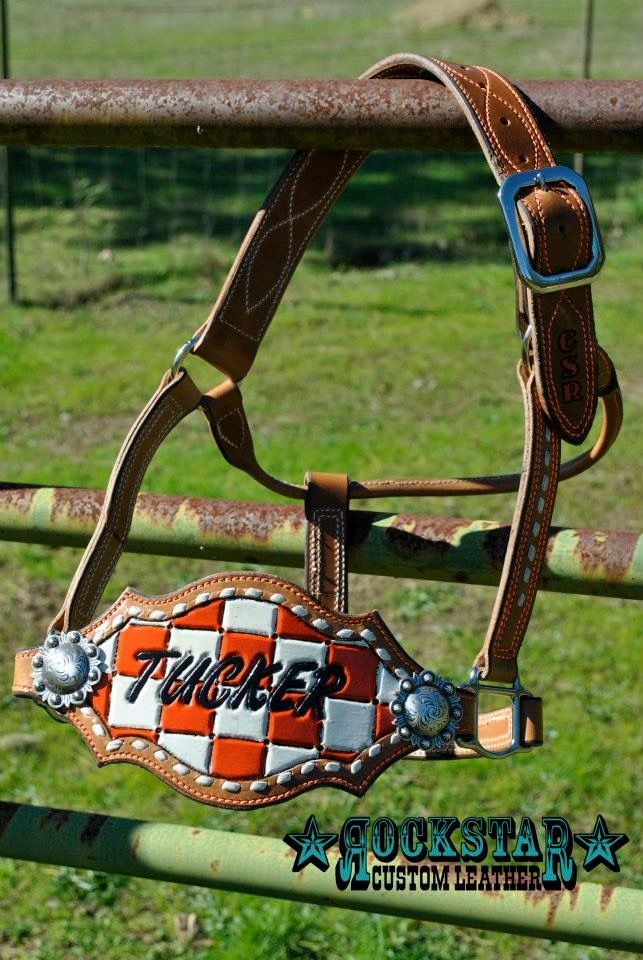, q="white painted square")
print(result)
[108,674,162,730]
[158,732,212,773]
[97,632,118,673]
[222,598,277,636]
[376,664,401,704]
[168,627,221,662]
[272,638,327,688]
[264,743,319,775]
[213,689,269,741]
[322,700,375,752]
